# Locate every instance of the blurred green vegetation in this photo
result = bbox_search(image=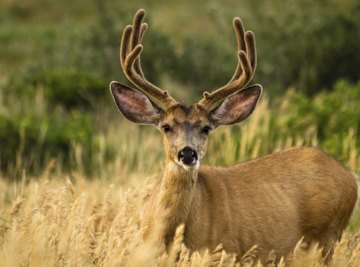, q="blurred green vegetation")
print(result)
[0,0,359,177]
[280,80,360,158]
[5,68,105,109]
[0,111,94,174]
